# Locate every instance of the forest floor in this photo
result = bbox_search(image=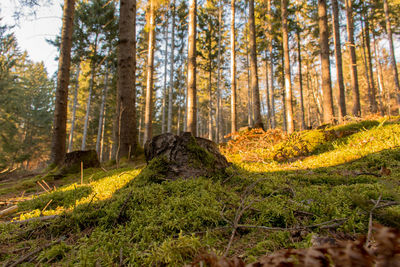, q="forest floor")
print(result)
[1,117,400,266]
